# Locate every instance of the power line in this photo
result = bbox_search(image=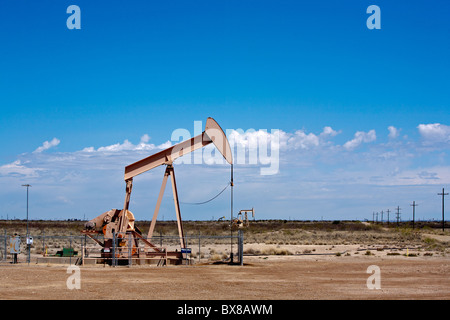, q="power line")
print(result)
[180,182,231,205]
